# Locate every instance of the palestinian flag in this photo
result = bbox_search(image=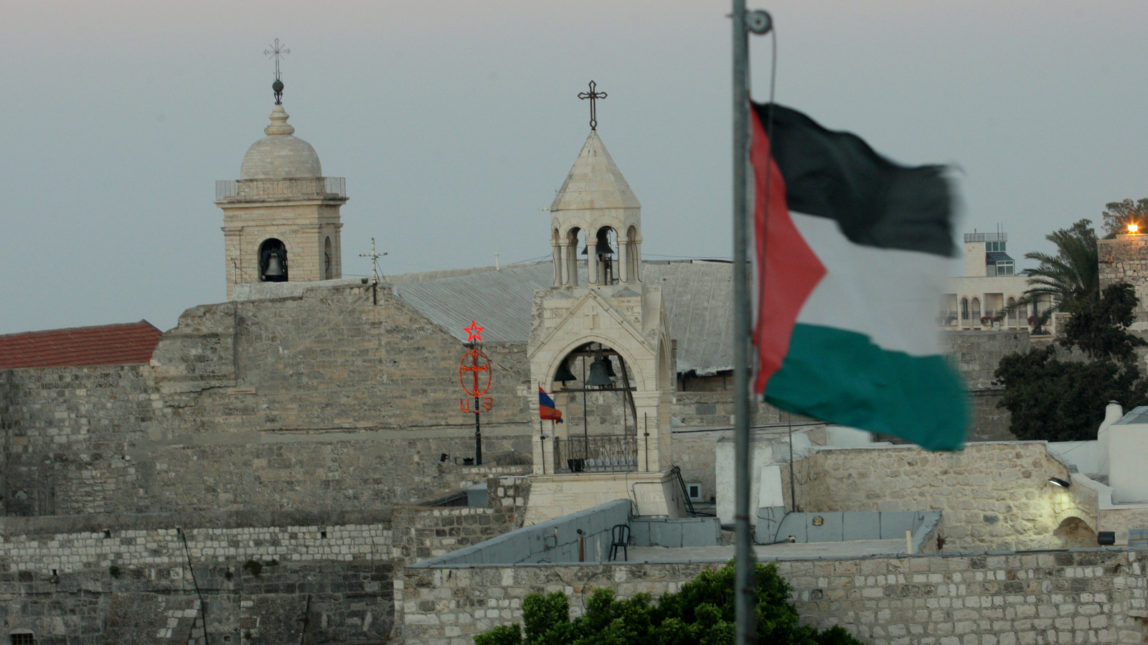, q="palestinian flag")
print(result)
[750,102,967,451]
